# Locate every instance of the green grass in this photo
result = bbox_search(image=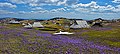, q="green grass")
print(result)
[0,23,120,53]
[37,28,57,31]
[1,22,120,46]
[22,32,30,36]
[37,21,120,47]
[81,28,120,47]
[103,40,120,47]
